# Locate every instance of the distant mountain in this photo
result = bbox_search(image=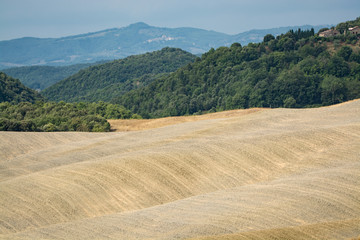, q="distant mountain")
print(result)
[2,61,108,90]
[42,47,196,102]
[0,72,44,103]
[0,22,330,69]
